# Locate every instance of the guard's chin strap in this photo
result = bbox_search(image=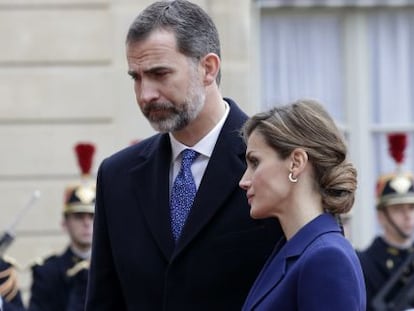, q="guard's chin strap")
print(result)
[383,208,411,240]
